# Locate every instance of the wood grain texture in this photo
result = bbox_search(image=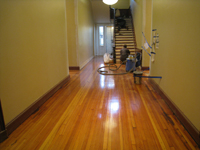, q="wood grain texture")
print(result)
[0,56,199,150]
[69,66,80,70]
[148,79,200,146]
